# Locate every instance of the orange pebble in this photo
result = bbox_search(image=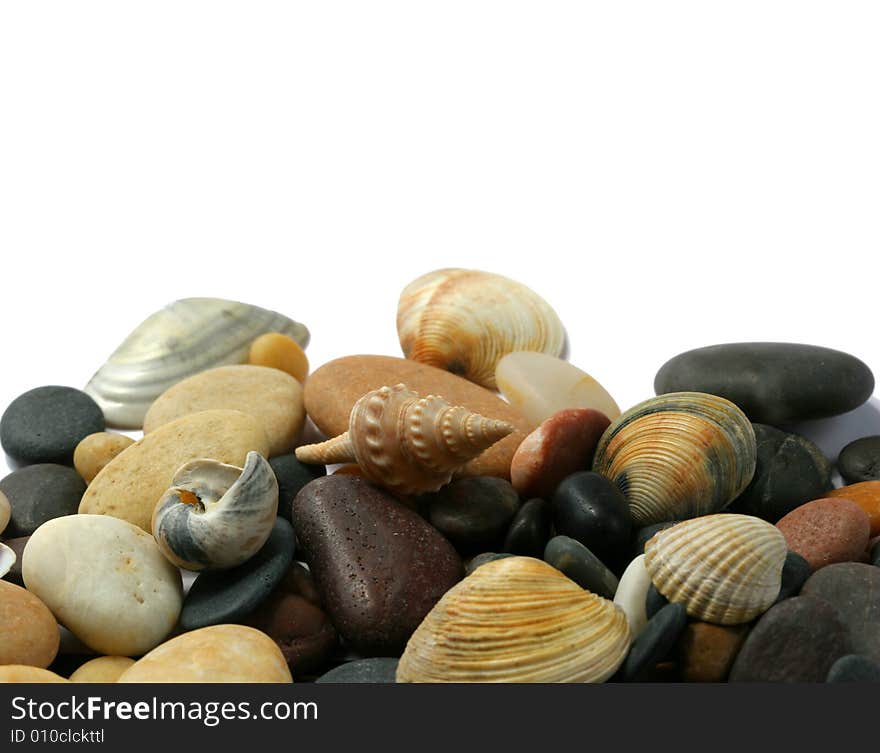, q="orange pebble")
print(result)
[826,481,880,536]
[248,332,309,383]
